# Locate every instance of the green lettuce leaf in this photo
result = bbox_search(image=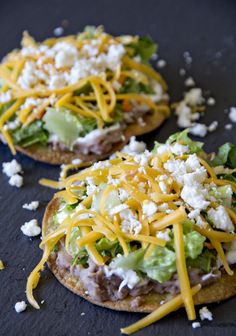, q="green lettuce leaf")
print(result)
[119,78,154,94]
[187,249,216,273]
[166,129,204,154]
[12,120,48,147]
[210,143,236,168]
[128,36,157,63]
